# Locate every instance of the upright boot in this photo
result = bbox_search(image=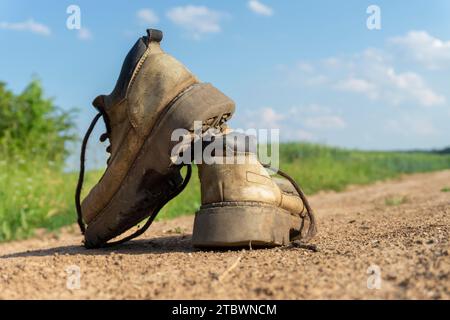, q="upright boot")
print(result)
[192,133,317,247]
[75,29,235,248]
